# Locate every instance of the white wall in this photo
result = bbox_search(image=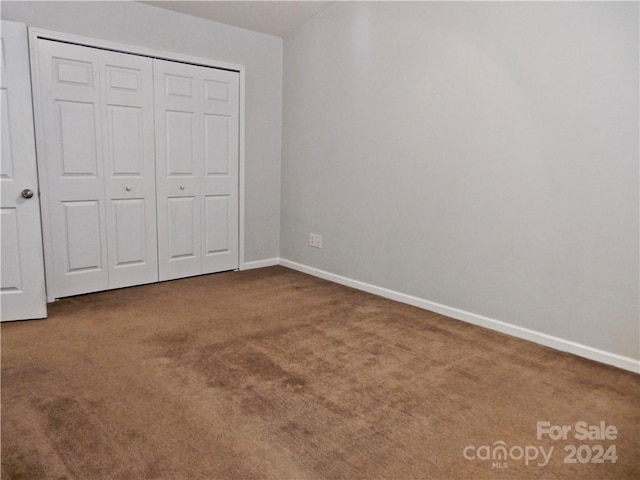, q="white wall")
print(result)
[4,1,638,367]
[1,0,282,264]
[281,2,639,362]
